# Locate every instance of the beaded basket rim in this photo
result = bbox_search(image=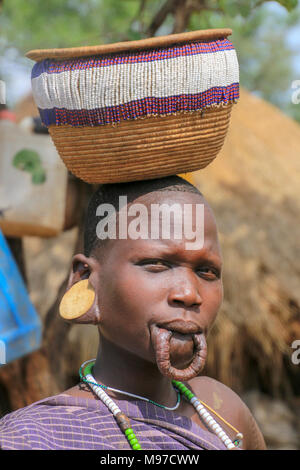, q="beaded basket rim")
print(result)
[26,28,232,62]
